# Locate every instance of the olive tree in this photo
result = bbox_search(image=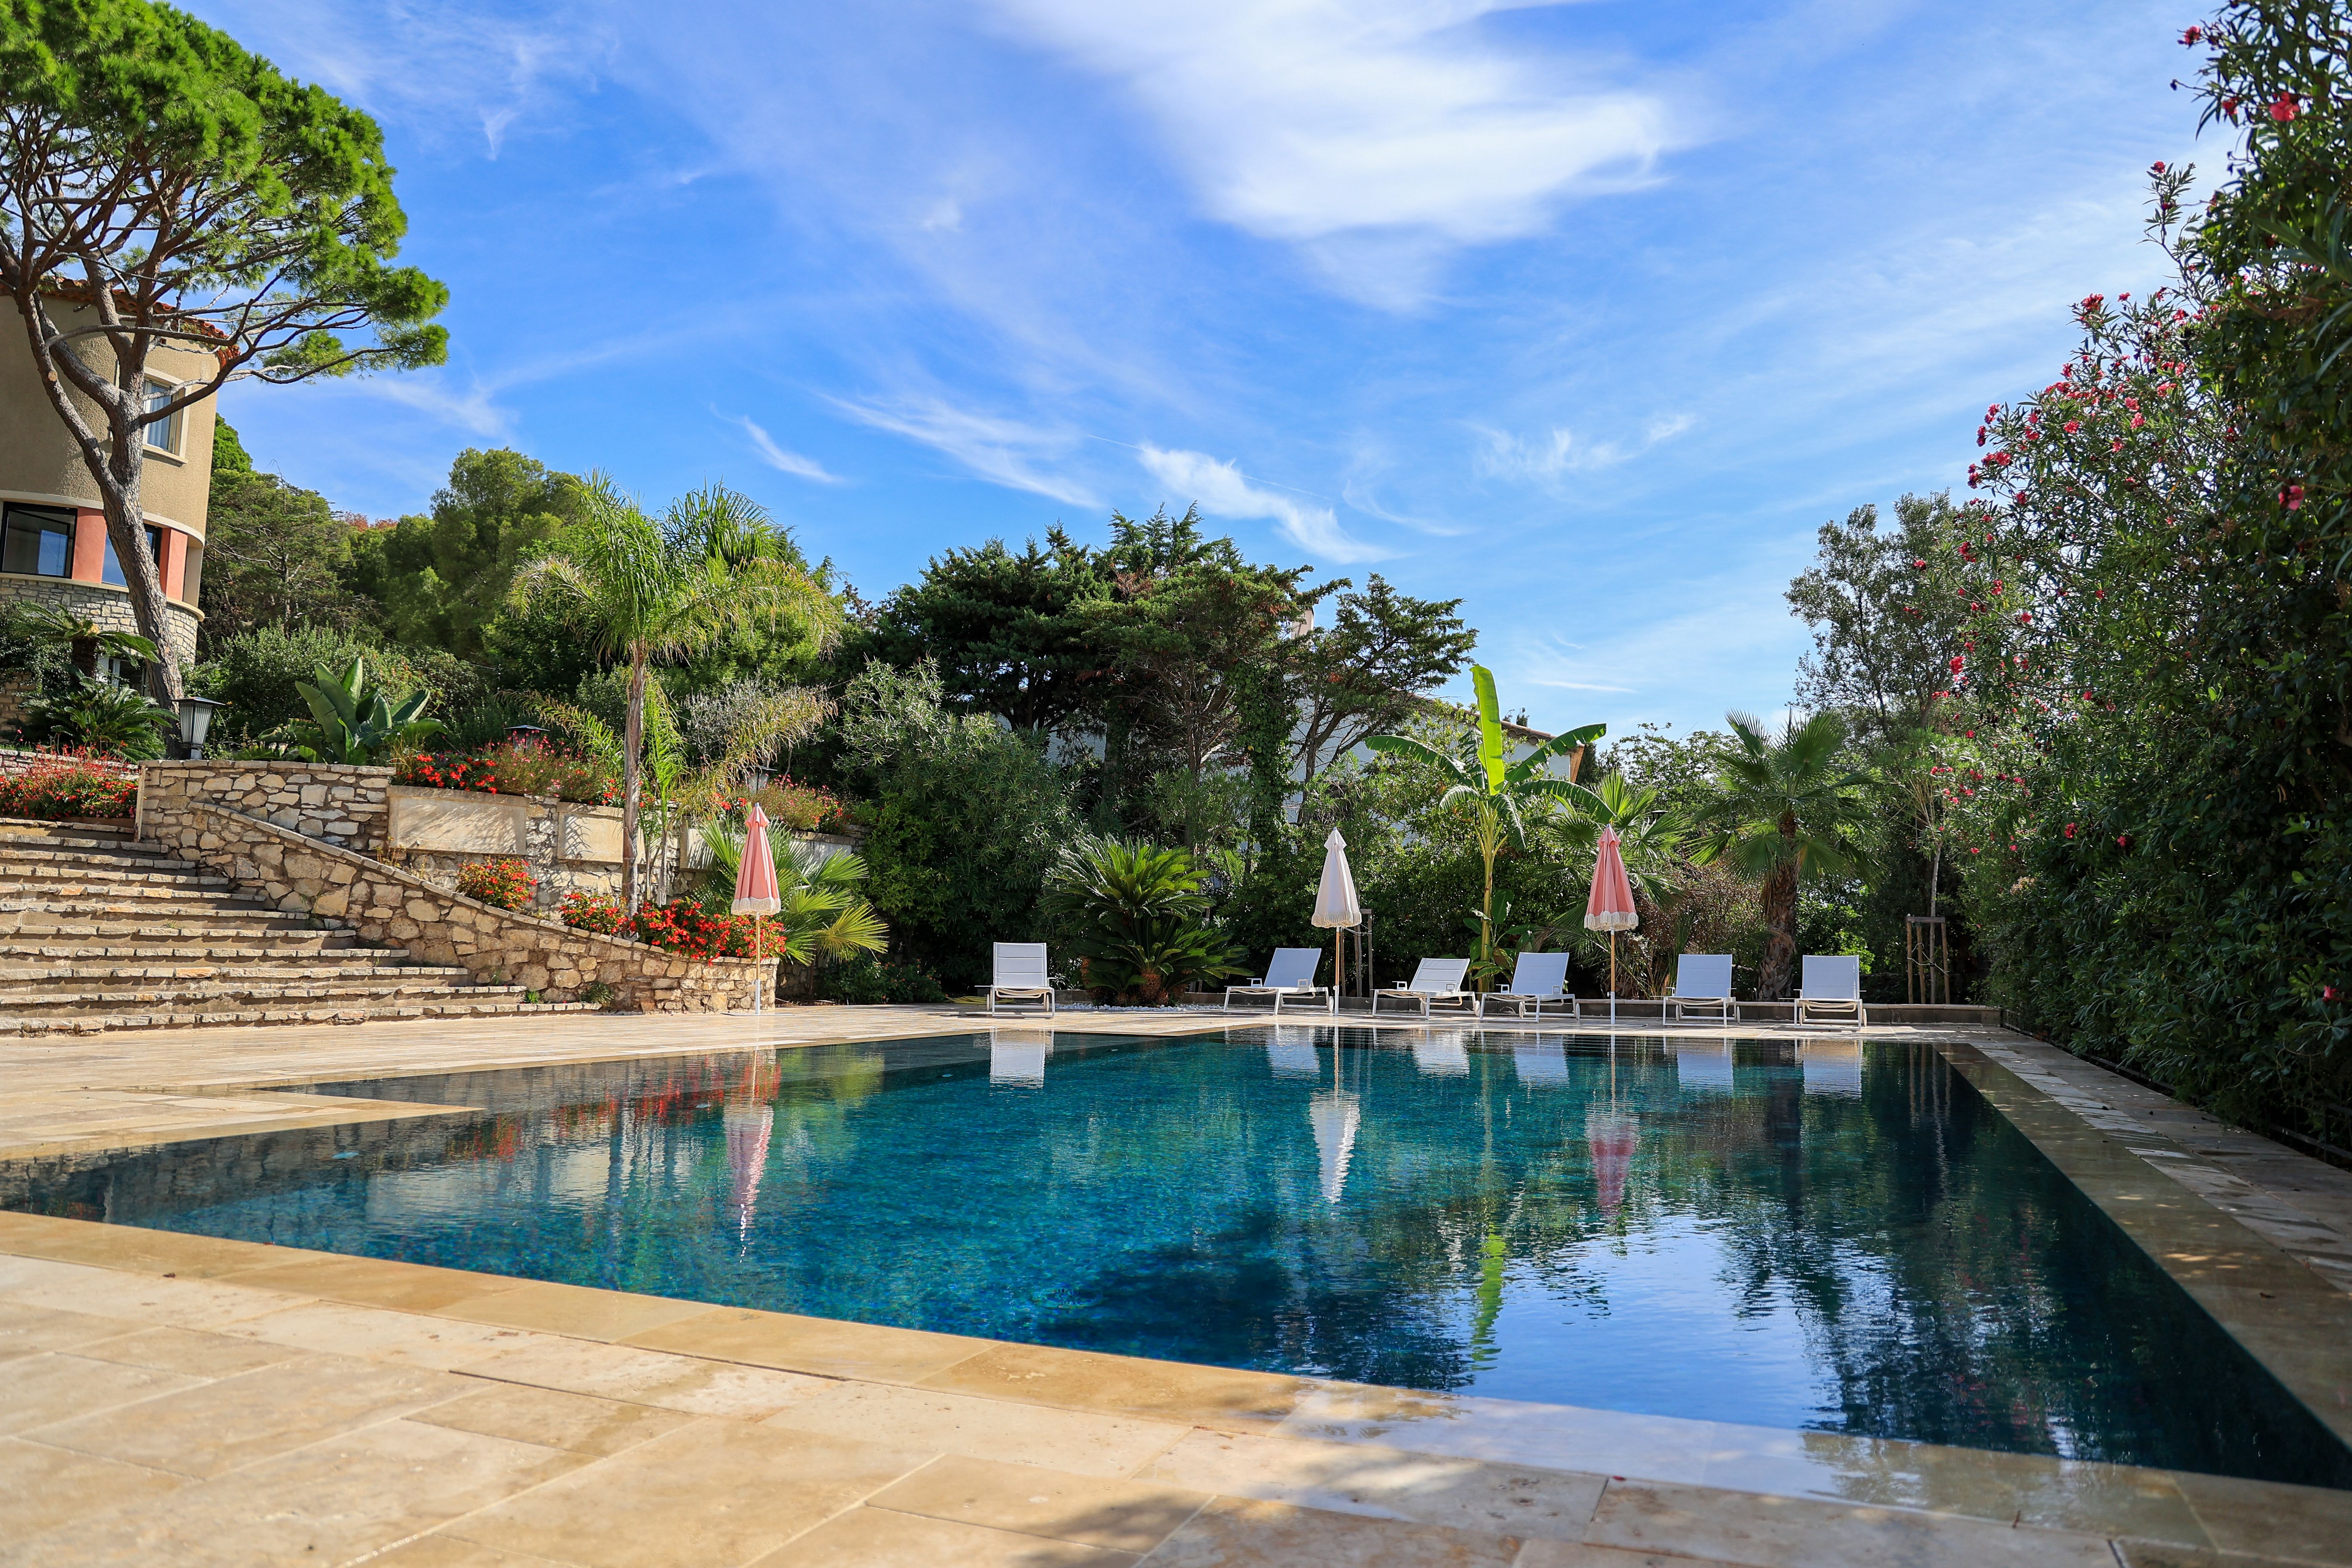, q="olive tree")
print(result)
[0,0,448,701]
